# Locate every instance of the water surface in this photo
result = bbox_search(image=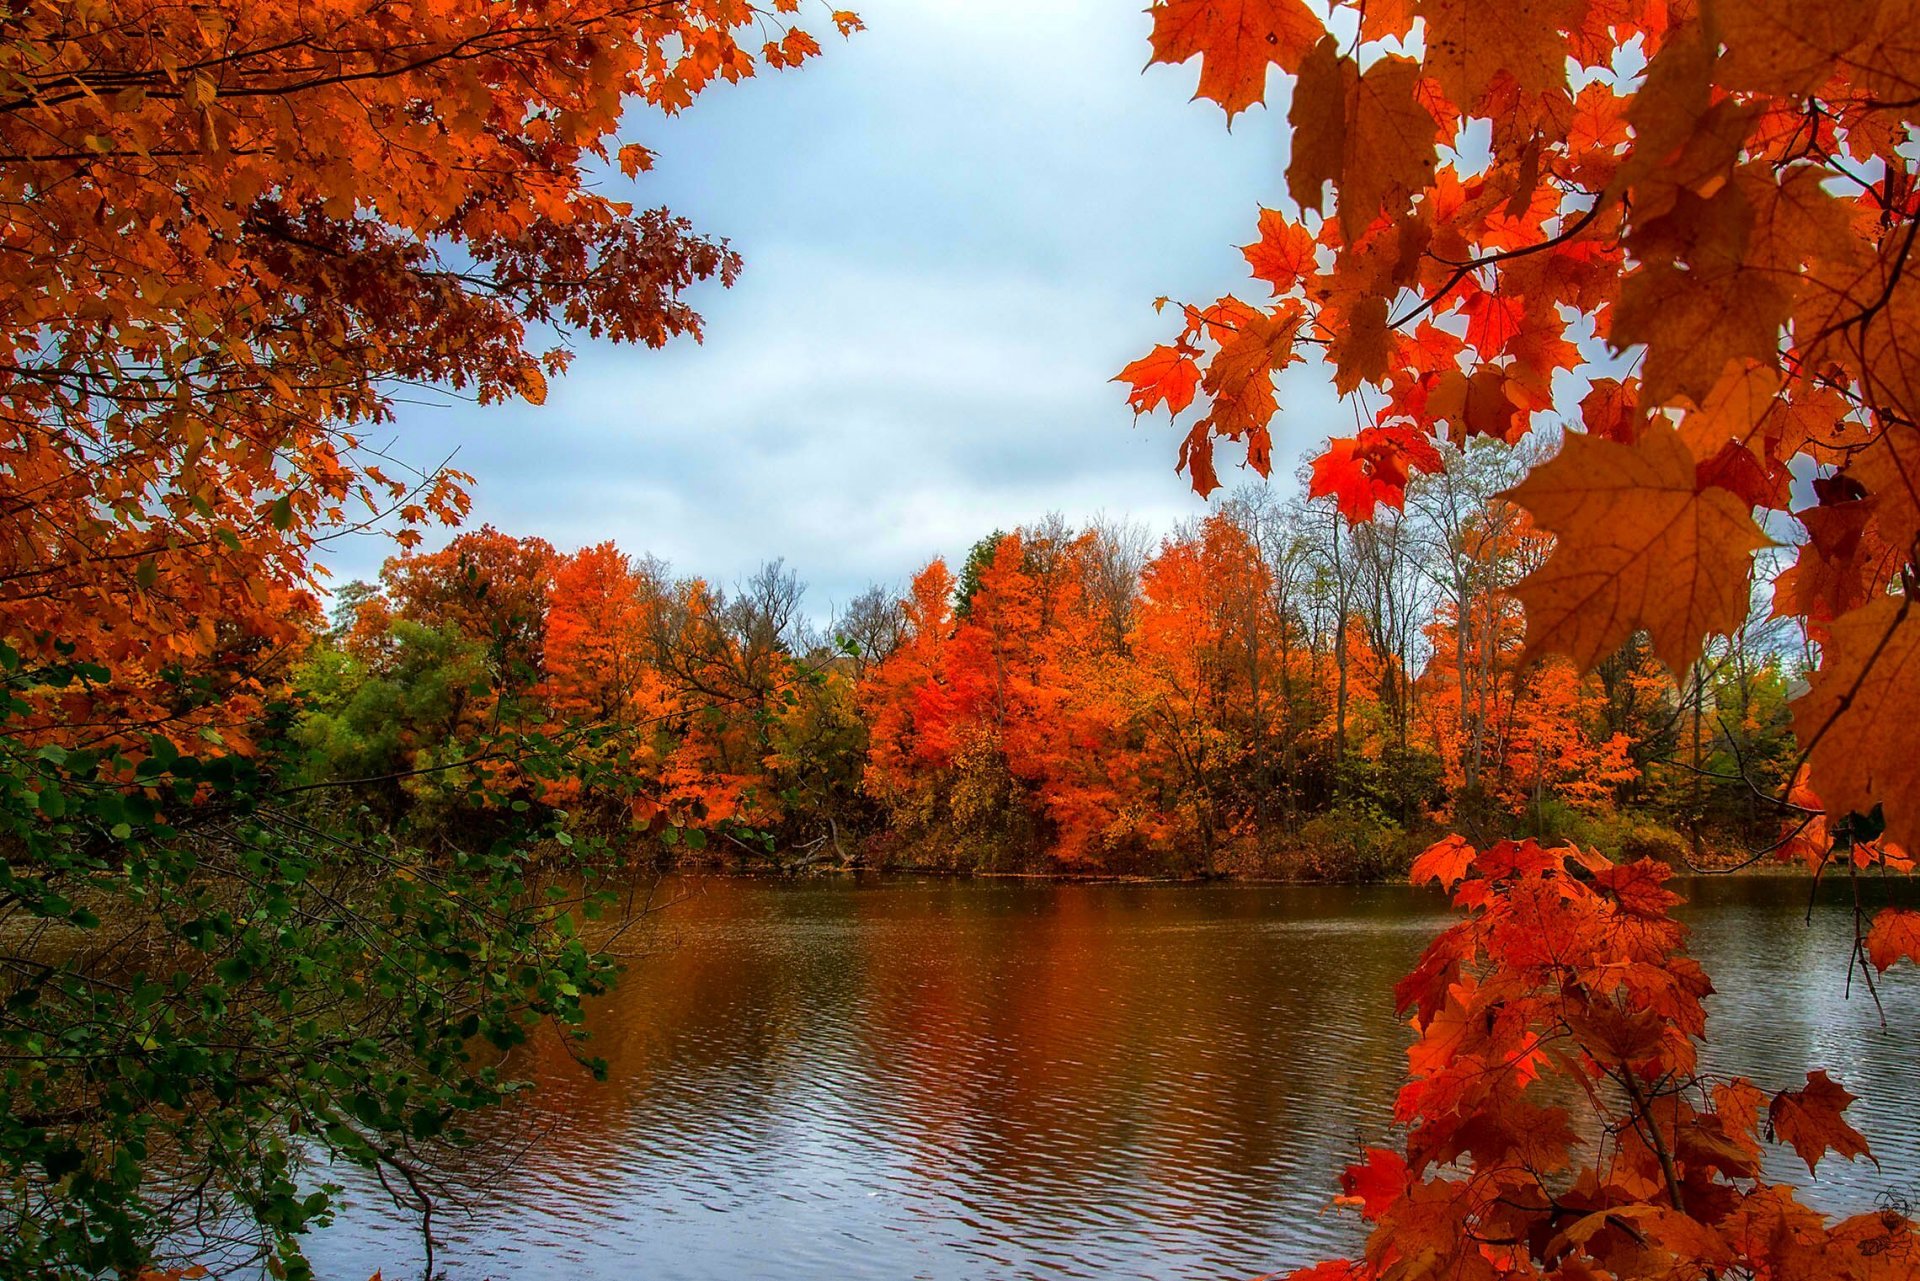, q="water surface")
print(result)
[309,874,1920,1280]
